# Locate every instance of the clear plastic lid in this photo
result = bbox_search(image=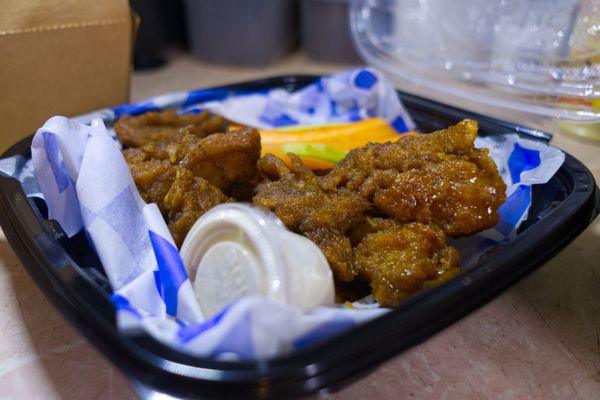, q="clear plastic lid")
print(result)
[350,0,600,121]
